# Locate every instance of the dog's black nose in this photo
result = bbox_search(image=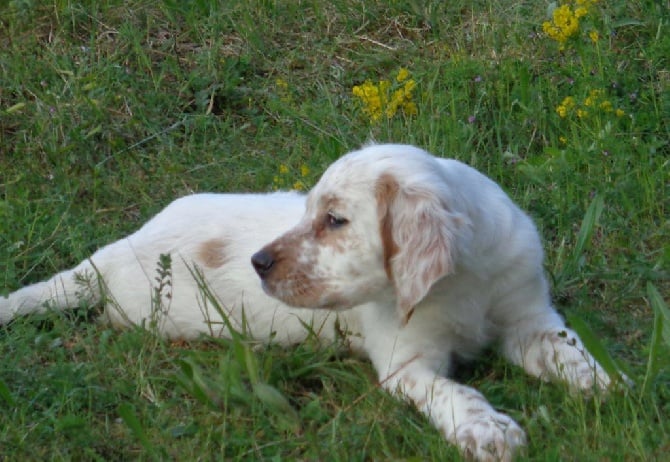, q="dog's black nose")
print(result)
[251,250,275,279]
